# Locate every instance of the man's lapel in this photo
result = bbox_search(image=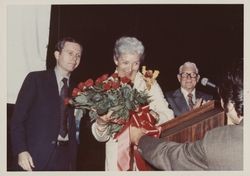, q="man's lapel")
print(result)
[173,89,190,114]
